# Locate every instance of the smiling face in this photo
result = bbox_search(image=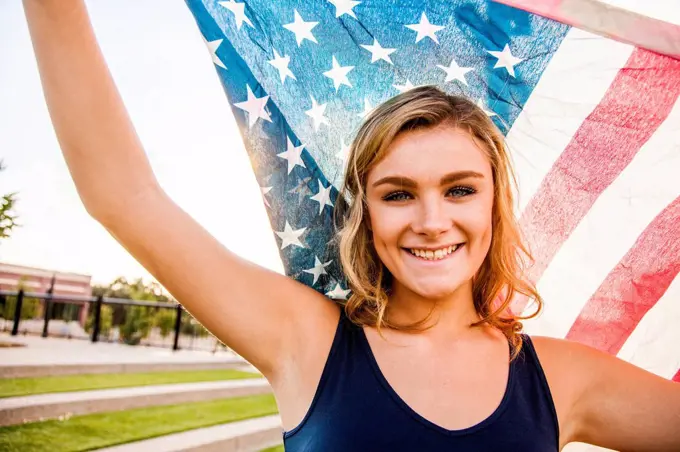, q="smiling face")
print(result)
[365,124,495,301]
